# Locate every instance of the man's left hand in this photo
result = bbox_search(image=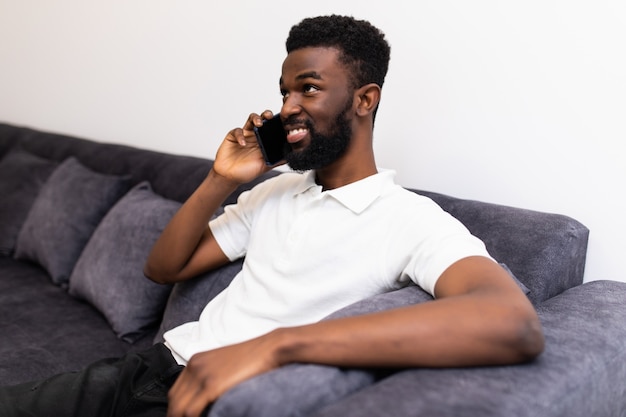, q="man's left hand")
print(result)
[166,333,282,417]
